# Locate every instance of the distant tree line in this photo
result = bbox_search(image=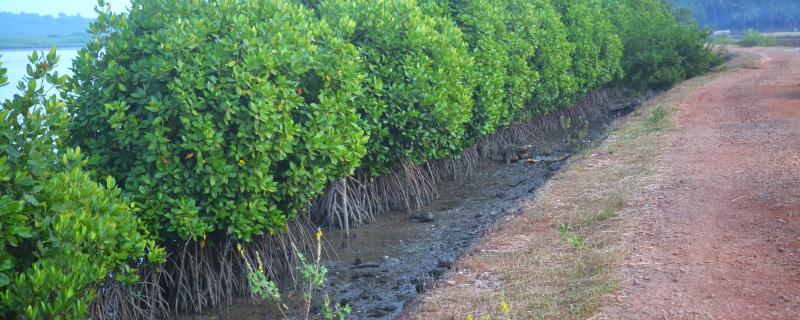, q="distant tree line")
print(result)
[0,12,92,48]
[671,0,800,31]
[0,12,91,37]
